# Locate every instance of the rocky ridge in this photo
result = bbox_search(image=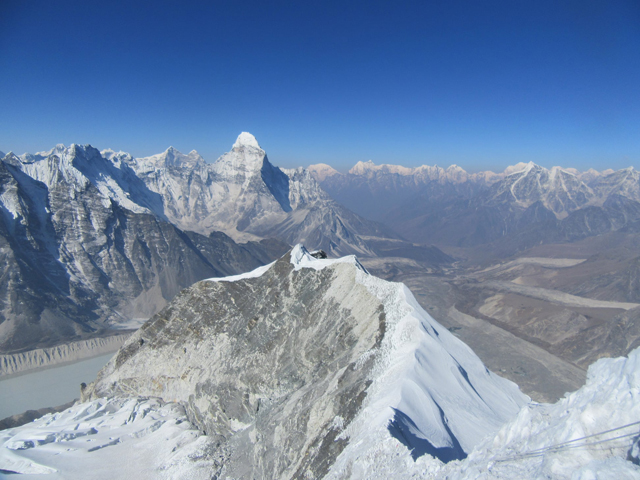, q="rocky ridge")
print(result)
[83,245,526,479]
